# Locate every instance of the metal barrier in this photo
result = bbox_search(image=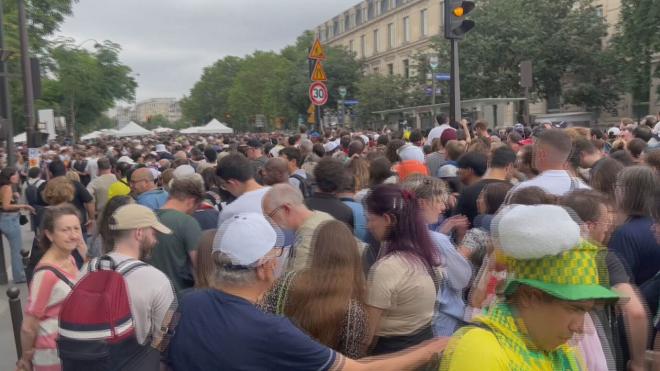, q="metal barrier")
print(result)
[7,286,23,359]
